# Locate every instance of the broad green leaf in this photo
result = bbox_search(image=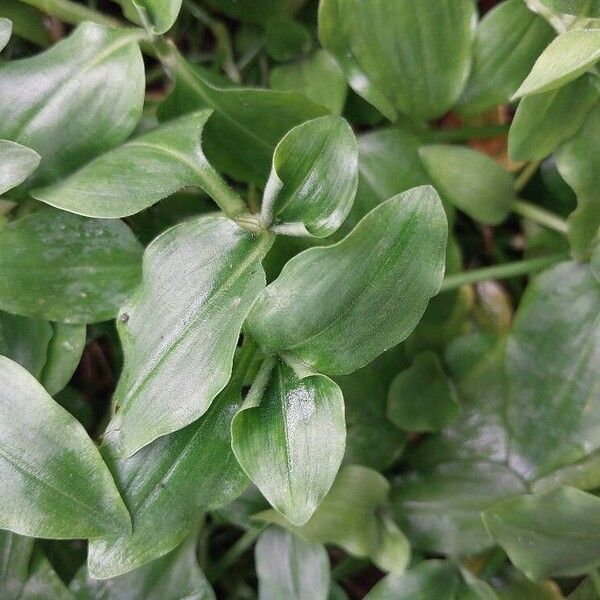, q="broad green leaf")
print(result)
[232,358,345,525]
[117,0,182,34]
[88,379,249,577]
[504,261,600,480]
[0,209,143,324]
[158,61,325,184]
[0,530,34,600]
[0,140,40,195]
[539,0,600,16]
[0,1,49,46]
[256,527,330,600]
[72,535,214,599]
[0,311,52,378]
[509,74,600,161]
[247,186,447,376]
[0,23,145,184]
[40,323,86,396]
[19,549,74,600]
[257,465,410,573]
[0,16,10,49]
[270,50,347,116]
[387,352,459,432]
[0,356,130,539]
[457,0,555,116]
[261,116,358,238]
[459,568,499,600]
[483,487,600,580]
[335,347,407,471]
[33,111,243,219]
[569,579,598,599]
[514,28,600,98]
[363,560,460,600]
[103,215,270,458]
[556,102,600,258]
[318,0,476,121]
[392,462,526,555]
[265,17,311,62]
[419,145,514,225]
[204,0,303,24]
